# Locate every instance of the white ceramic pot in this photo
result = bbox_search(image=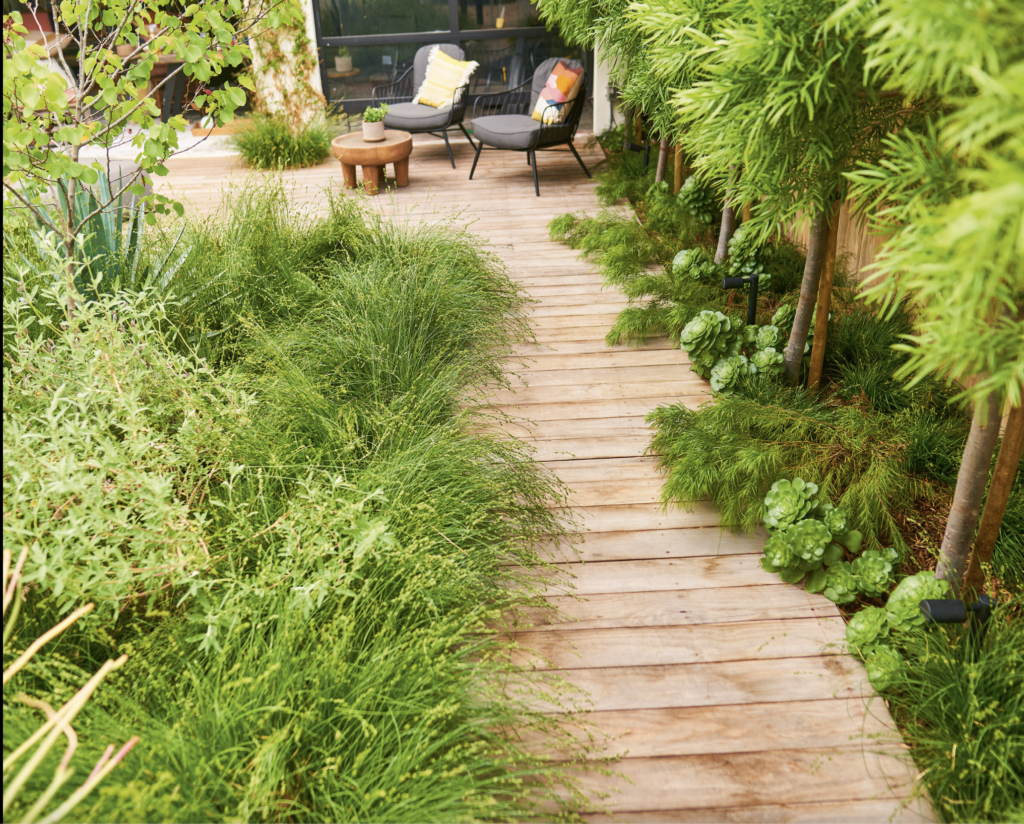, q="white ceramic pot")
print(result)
[334,55,352,72]
[362,120,385,142]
